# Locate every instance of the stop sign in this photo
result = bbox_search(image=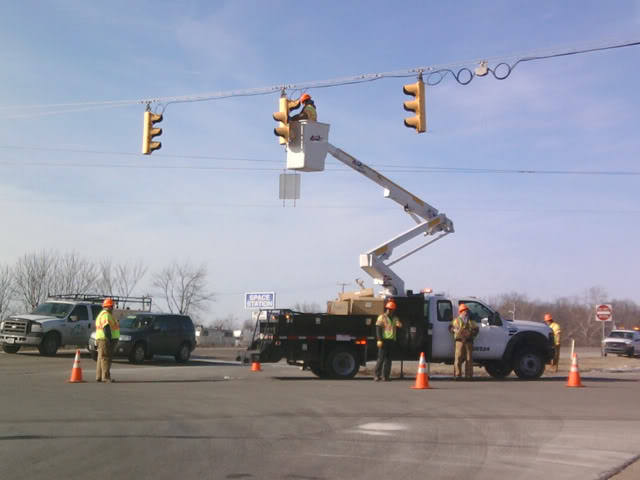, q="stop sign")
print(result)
[595,304,612,322]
